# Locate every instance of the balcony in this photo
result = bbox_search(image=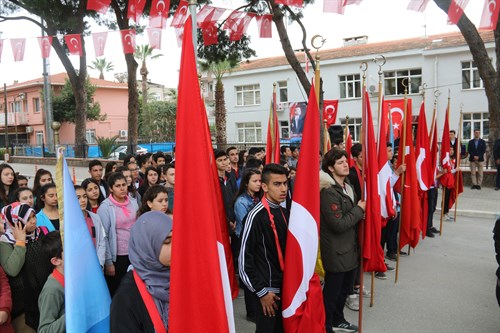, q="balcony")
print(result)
[0,112,30,126]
